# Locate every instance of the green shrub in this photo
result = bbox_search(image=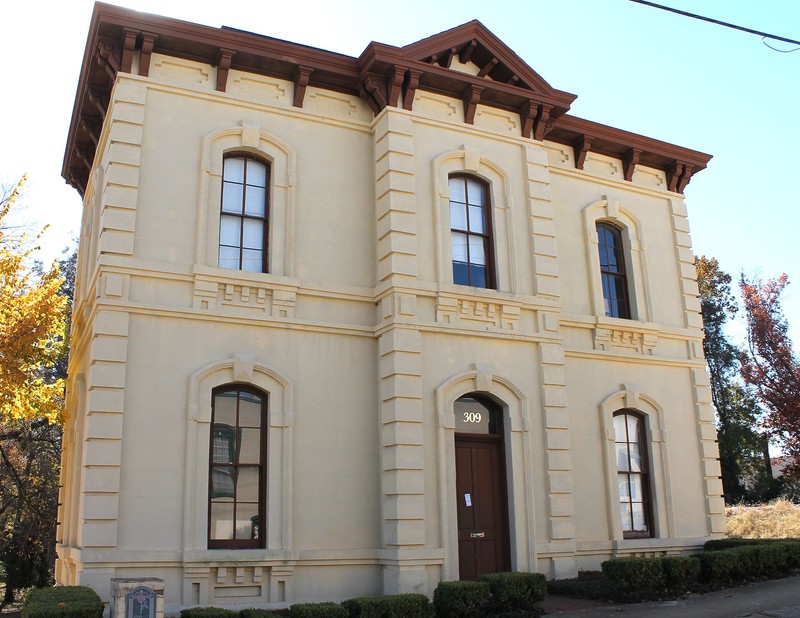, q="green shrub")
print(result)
[432,581,490,618]
[601,557,665,592]
[181,608,239,618]
[546,571,617,601]
[290,602,347,618]
[698,550,744,585]
[659,556,700,589]
[341,594,430,617]
[704,537,800,551]
[477,572,546,612]
[22,587,104,618]
[239,609,283,618]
